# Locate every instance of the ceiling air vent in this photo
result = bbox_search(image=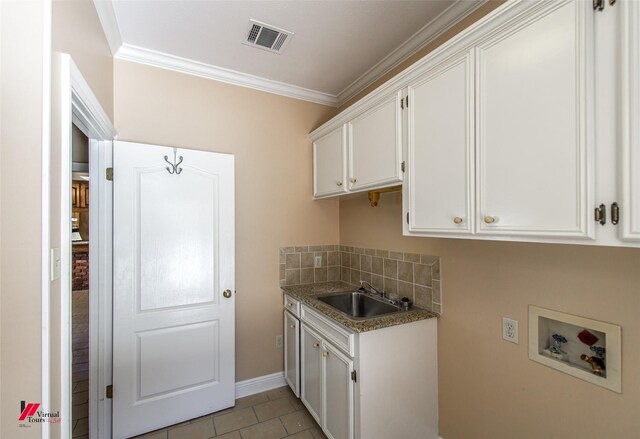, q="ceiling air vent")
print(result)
[243,19,294,54]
